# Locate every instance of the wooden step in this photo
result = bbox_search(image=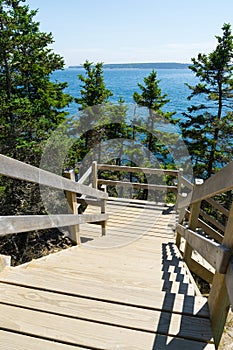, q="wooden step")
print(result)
[0,282,214,349]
